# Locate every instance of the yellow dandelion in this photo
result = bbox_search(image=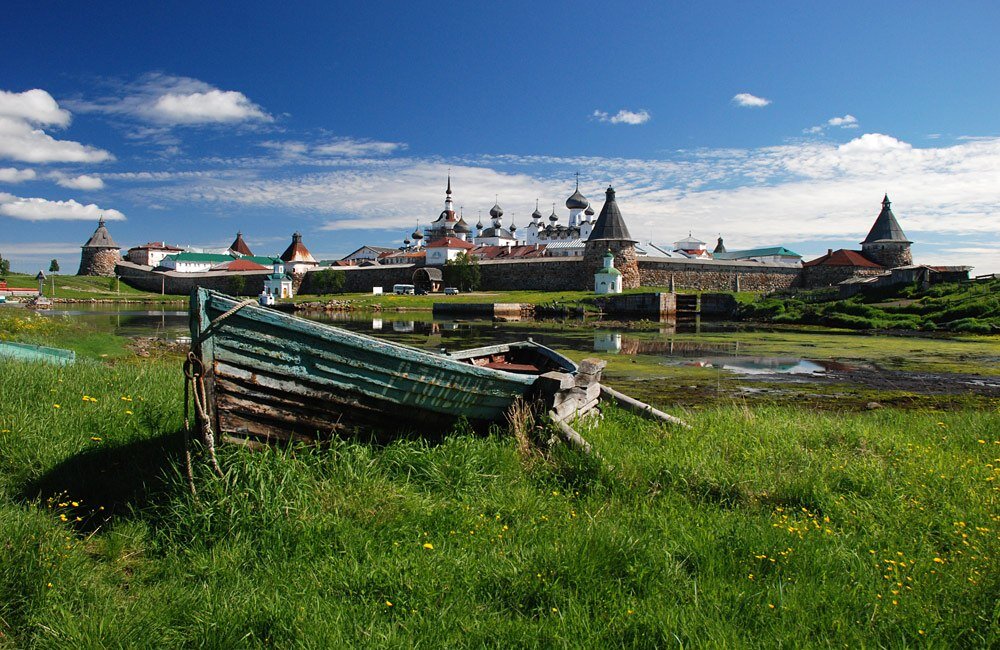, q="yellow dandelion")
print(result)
[385,600,393,607]
[90,436,102,442]
[53,404,60,409]
[768,603,775,609]
[125,410,133,415]
[71,501,78,507]
[422,543,434,550]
